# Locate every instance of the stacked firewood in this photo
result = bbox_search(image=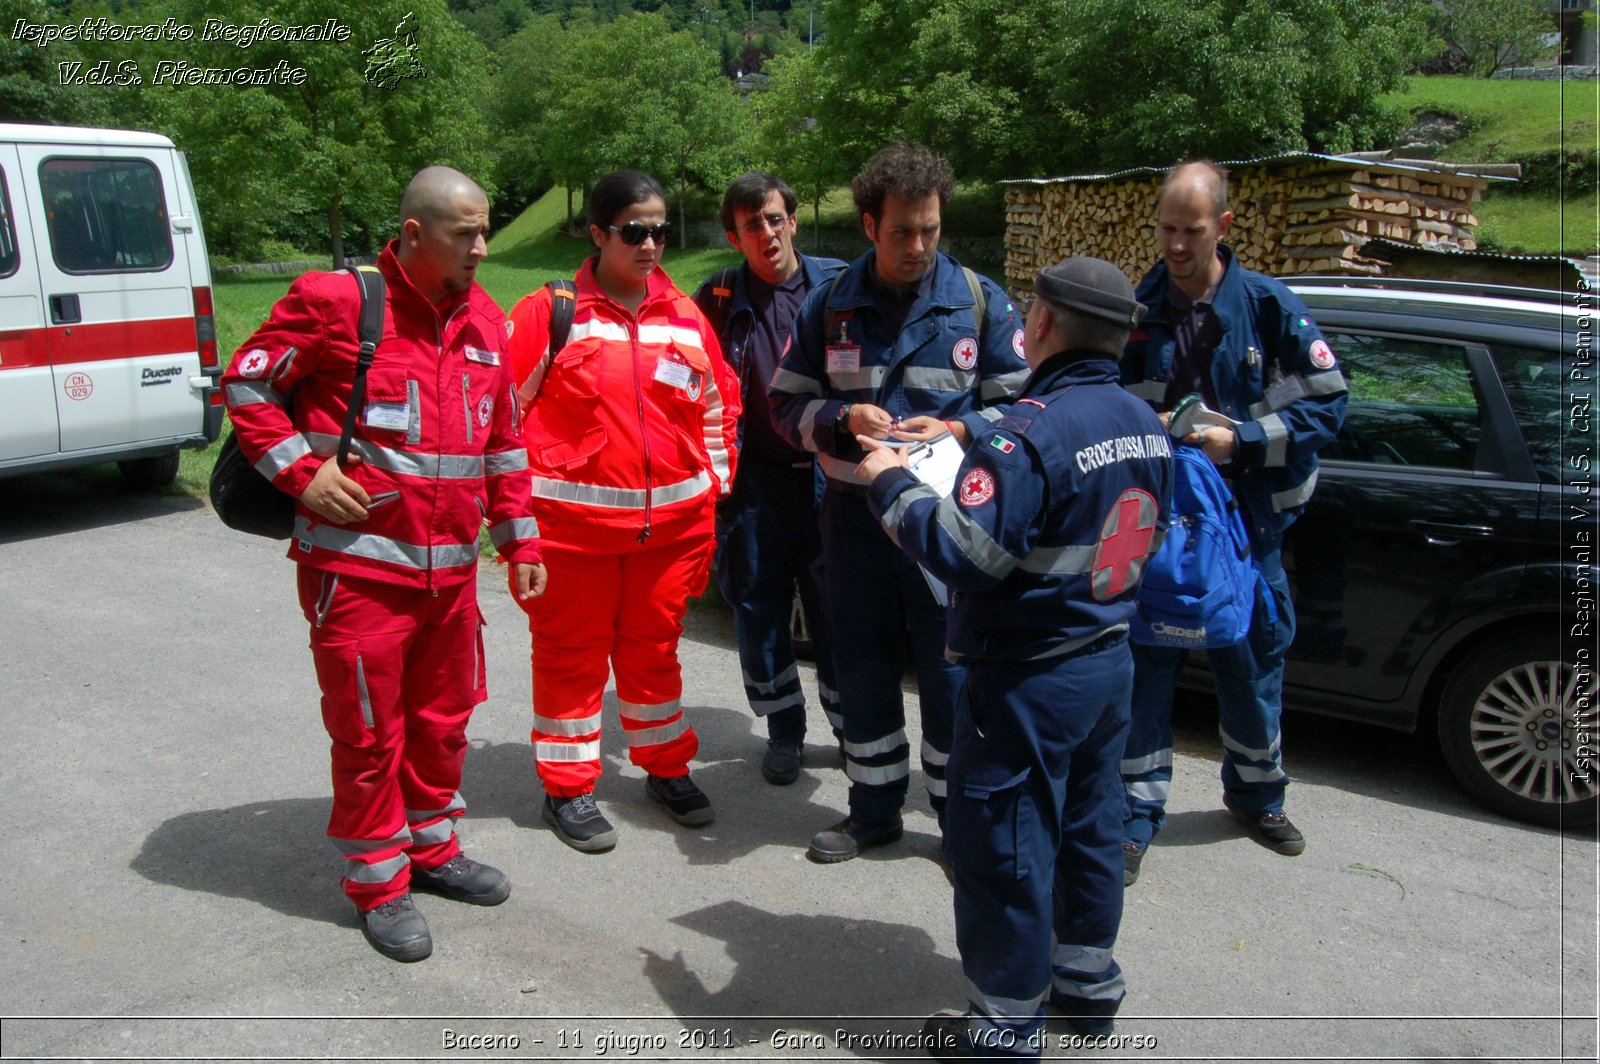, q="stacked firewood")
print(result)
[1004,155,1507,288]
